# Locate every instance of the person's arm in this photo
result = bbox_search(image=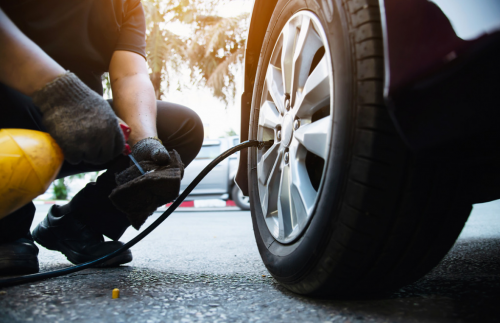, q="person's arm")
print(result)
[0,8,124,164]
[0,8,65,96]
[109,50,157,146]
